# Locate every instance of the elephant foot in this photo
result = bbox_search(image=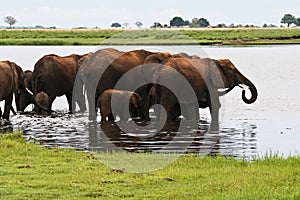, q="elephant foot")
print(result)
[209,122,220,133]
